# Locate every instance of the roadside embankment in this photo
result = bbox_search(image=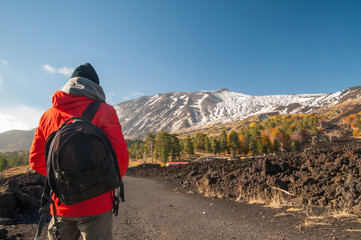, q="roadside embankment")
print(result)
[127,145,361,214]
